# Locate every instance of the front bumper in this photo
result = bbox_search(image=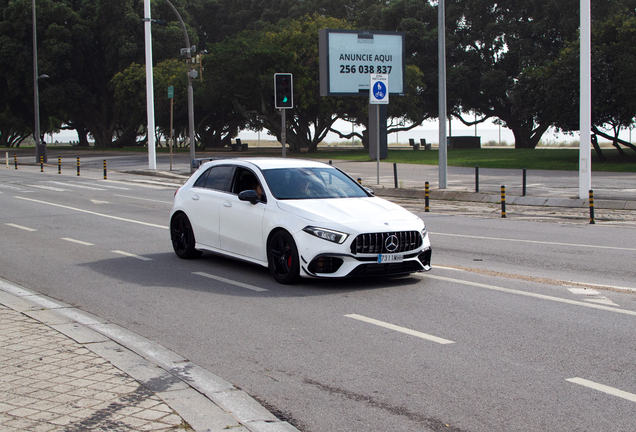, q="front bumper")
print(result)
[301,247,432,279]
